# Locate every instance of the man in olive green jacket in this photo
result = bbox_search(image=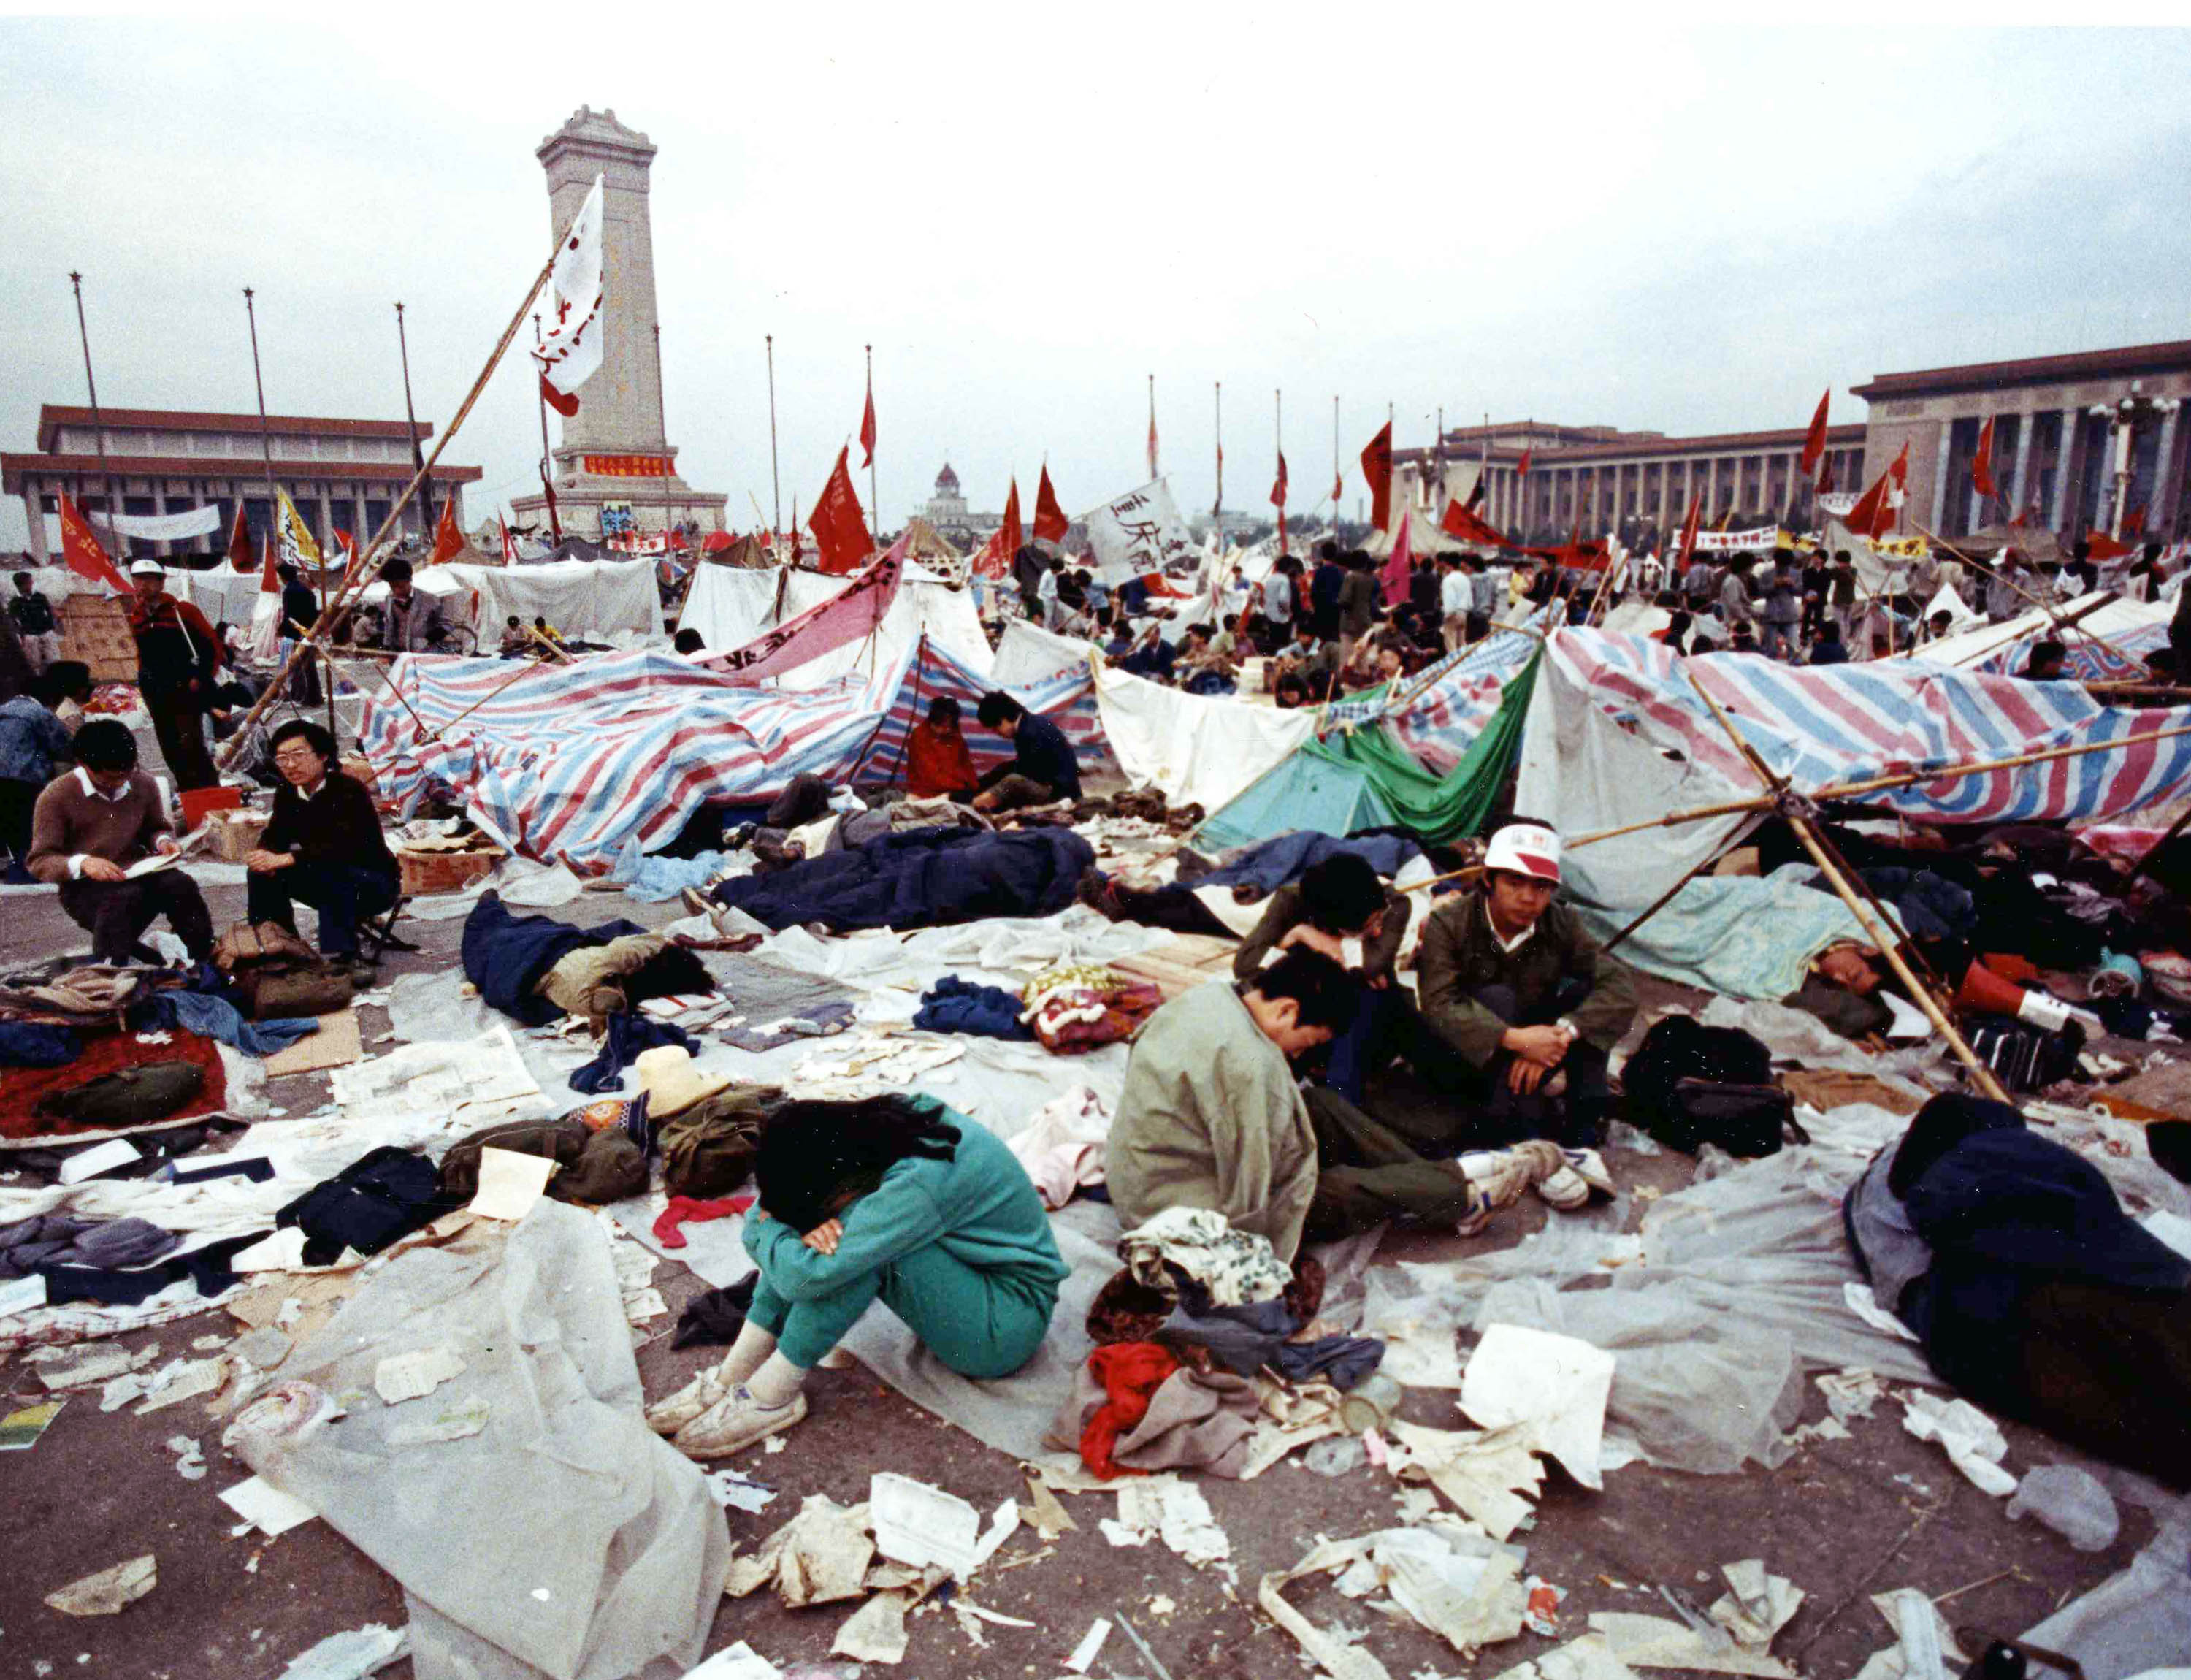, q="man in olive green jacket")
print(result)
[1416,822,1637,1146]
